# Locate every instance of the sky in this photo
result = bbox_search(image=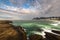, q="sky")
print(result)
[0,0,42,20]
[0,0,60,20]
